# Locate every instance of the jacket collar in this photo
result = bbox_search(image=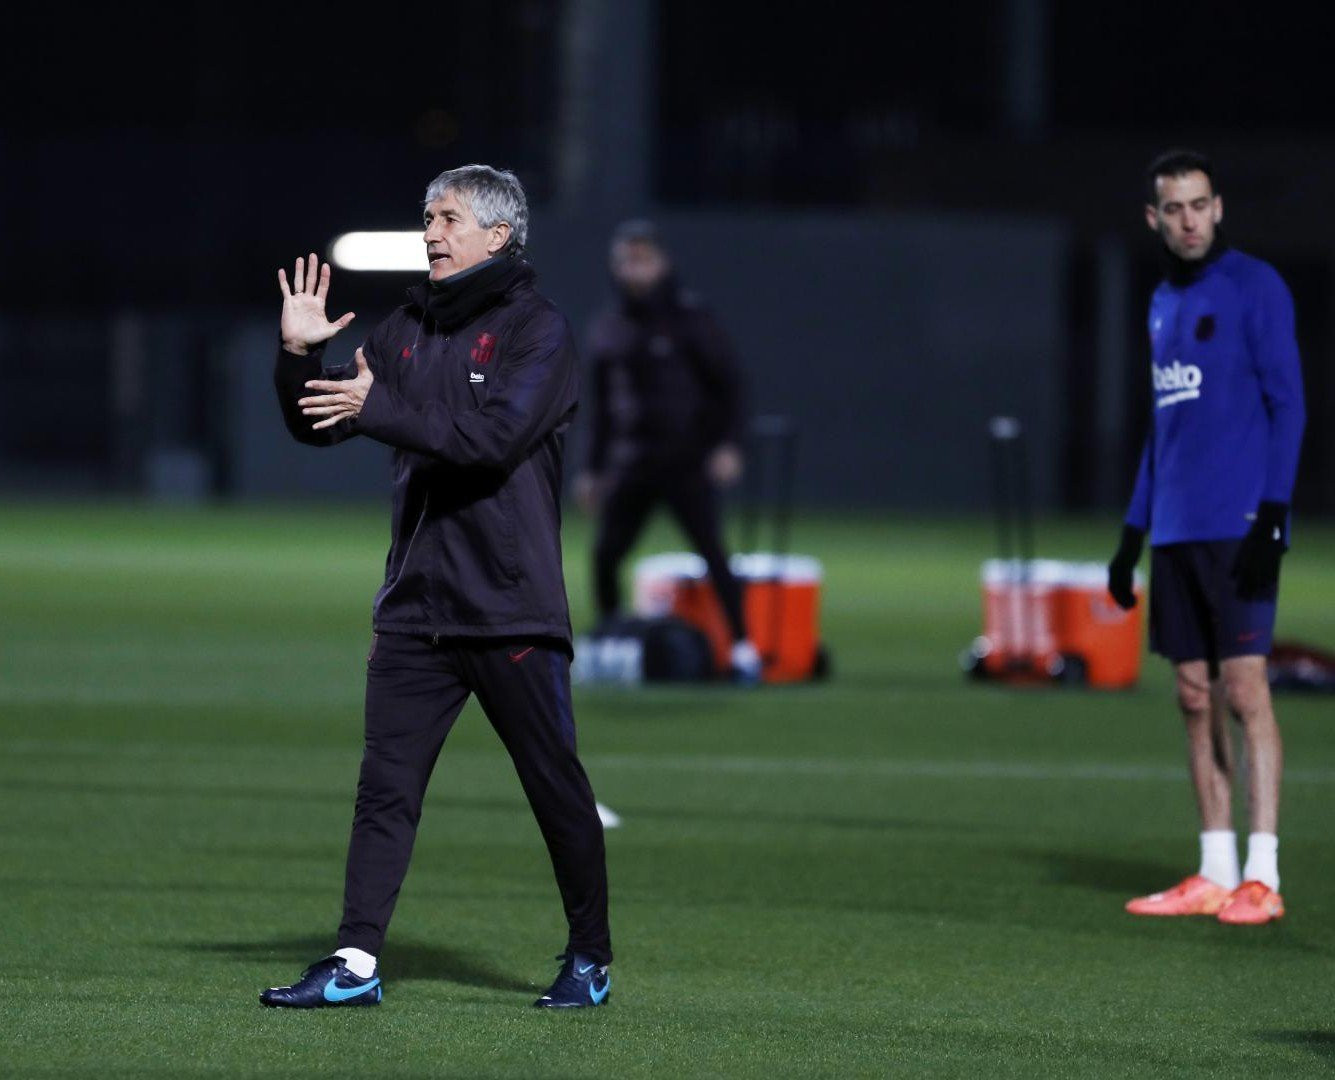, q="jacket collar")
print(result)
[1160,230,1229,287]
[408,254,535,331]
[618,274,680,320]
